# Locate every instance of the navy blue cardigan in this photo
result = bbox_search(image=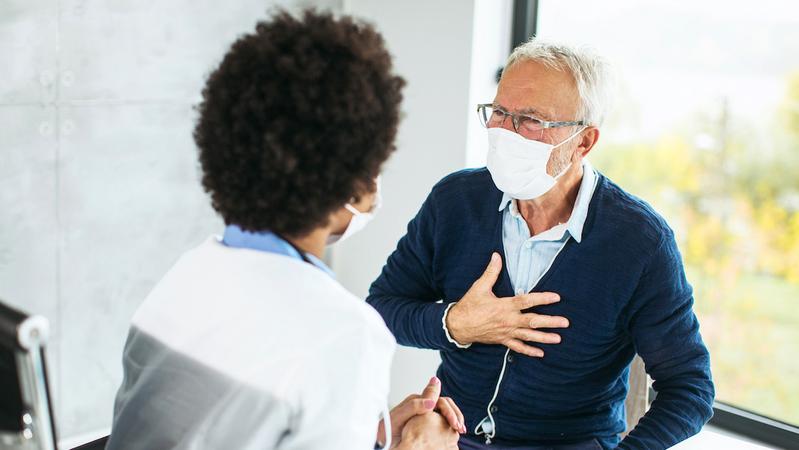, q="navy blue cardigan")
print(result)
[366,168,714,449]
